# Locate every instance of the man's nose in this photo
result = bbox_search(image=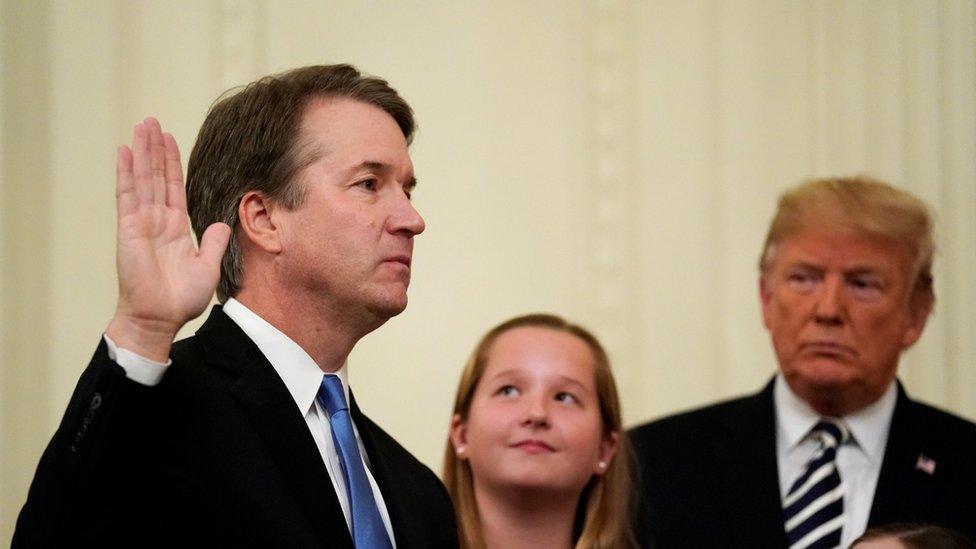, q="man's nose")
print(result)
[389,191,425,236]
[814,276,844,326]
